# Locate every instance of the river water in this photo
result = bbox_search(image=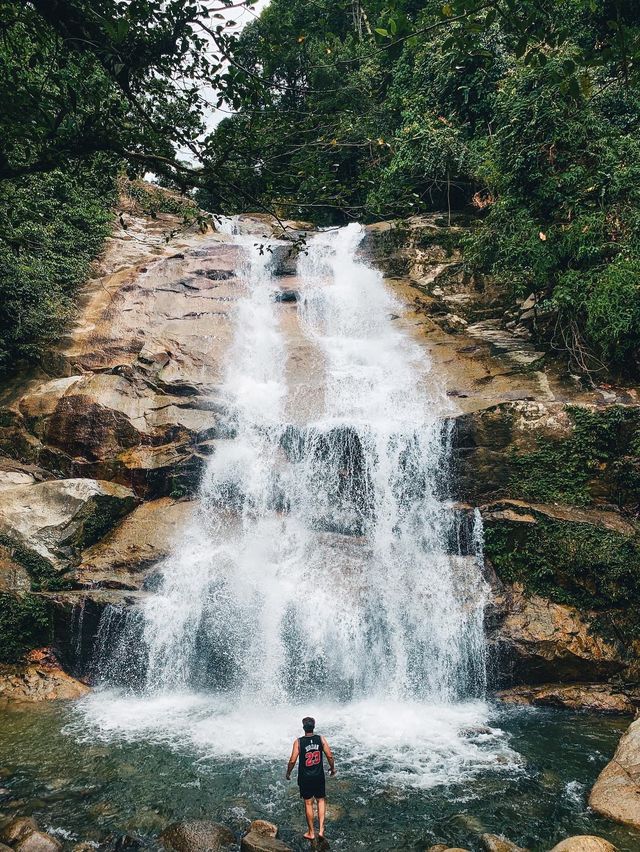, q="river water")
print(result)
[3,224,639,850]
